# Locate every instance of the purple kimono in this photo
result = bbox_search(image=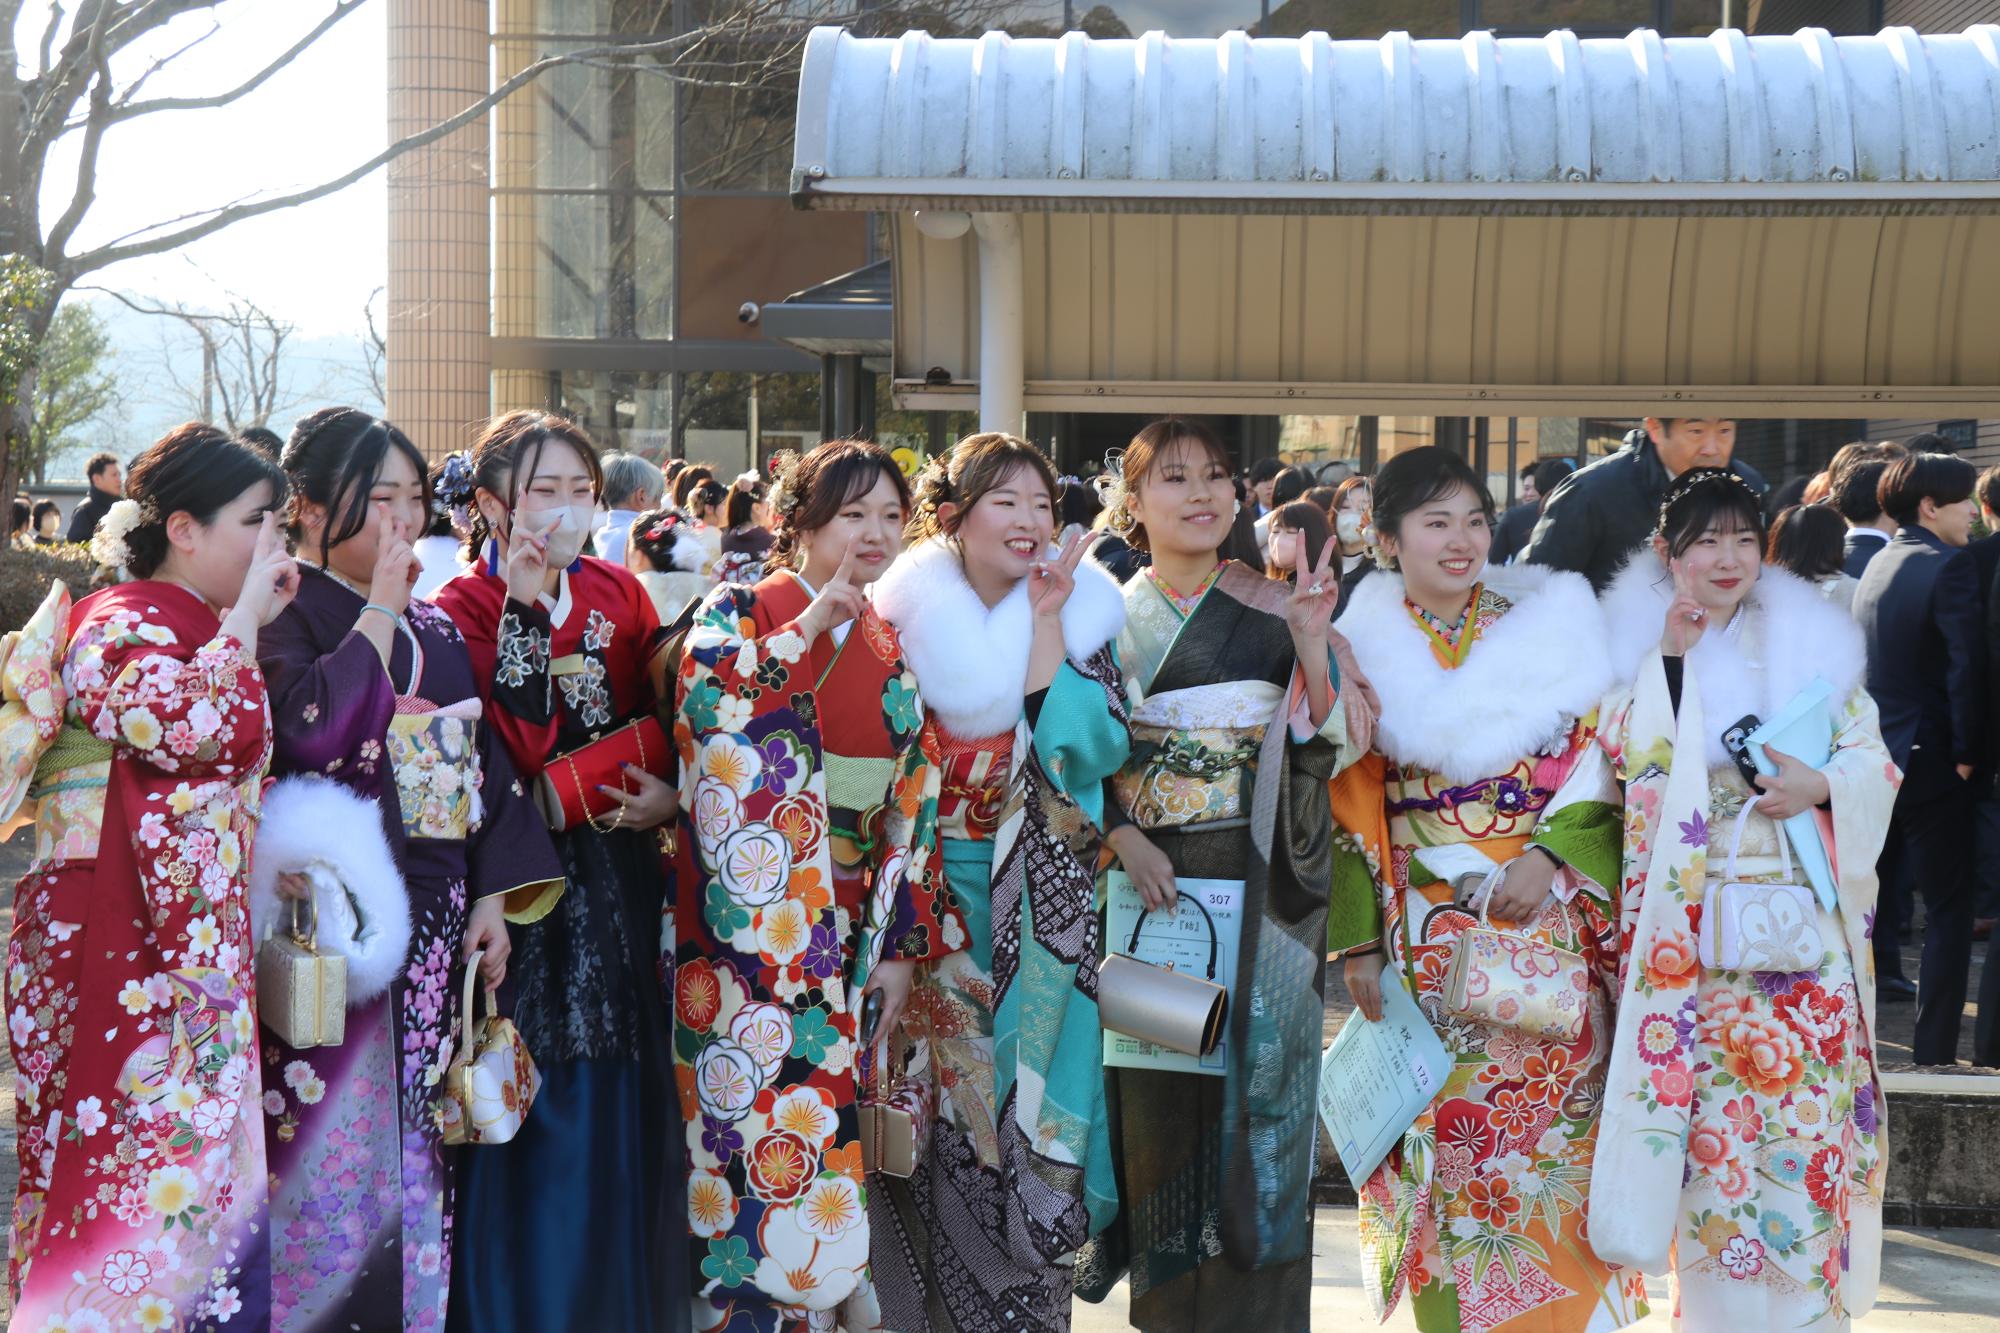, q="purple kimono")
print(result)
[256,566,563,1331]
